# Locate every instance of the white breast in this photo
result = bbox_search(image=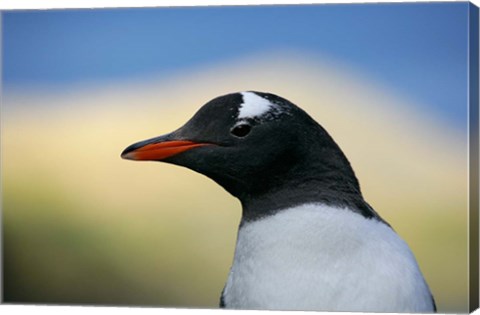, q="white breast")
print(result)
[223,203,434,312]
